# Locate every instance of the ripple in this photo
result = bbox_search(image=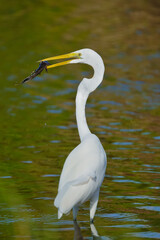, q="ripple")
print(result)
[0,176,12,179]
[143,164,160,168]
[32,95,47,104]
[129,231,160,239]
[111,157,127,160]
[101,106,108,110]
[69,124,77,128]
[134,55,143,62]
[141,151,154,154]
[125,137,138,141]
[7,74,17,81]
[41,174,59,177]
[137,206,160,212]
[50,140,61,143]
[57,126,68,129]
[34,197,52,200]
[66,79,79,84]
[149,186,160,190]
[54,88,75,96]
[99,125,118,130]
[152,84,160,93]
[114,63,130,71]
[97,213,143,223]
[133,170,160,174]
[5,87,17,92]
[64,101,74,106]
[142,132,151,135]
[148,52,160,60]
[97,131,106,135]
[144,74,154,79]
[32,100,43,104]
[112,142,133,145]
[109,122,121,126]
[106,195,157,200]
[112,175,124,178]
[21,161,32,164]
[120,128,142,132]
[112,179,141,184]
[18,145,35,149]
[99,100,123,106]
[154,136,160,140]
[46,105,57,108]
[136,29,143,35]
[0,216,25,224]
[86,103,95,108]
[47,109,62,114]
[105,83,130,94]
[106,224,149,229]
[124,111,136,115]
[150,146,160,149]
[32,76,43,82]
